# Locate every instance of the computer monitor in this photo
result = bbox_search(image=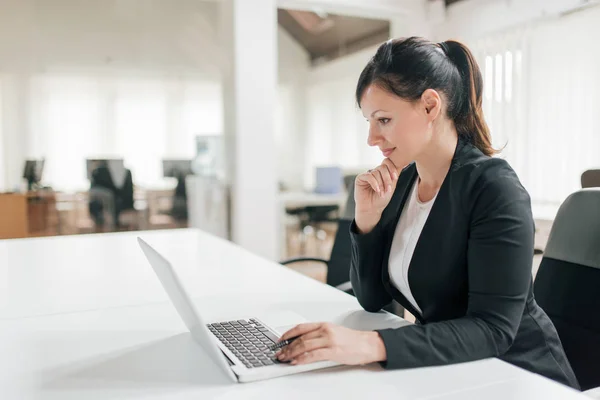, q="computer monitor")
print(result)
[315,166,343,194]
[86,159,126,187]
[162,159,193,178]
[23,159,45,190]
